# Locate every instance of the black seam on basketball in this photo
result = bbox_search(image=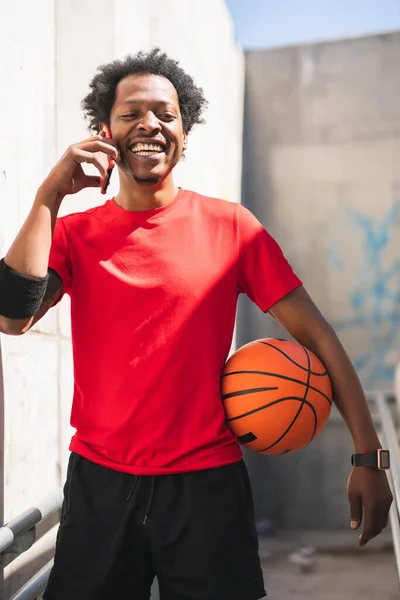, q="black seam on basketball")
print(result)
[269,347,314,450]
[221,386,278,400]
[258,341,328,376]
[284,347,311,444]
[238,432,258,444]
[221,370,332,405]
[254,349,317,453]
[302,346,317,442]
[226,395,315,422]
[306,348,320,442]
[251,397,318,452]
